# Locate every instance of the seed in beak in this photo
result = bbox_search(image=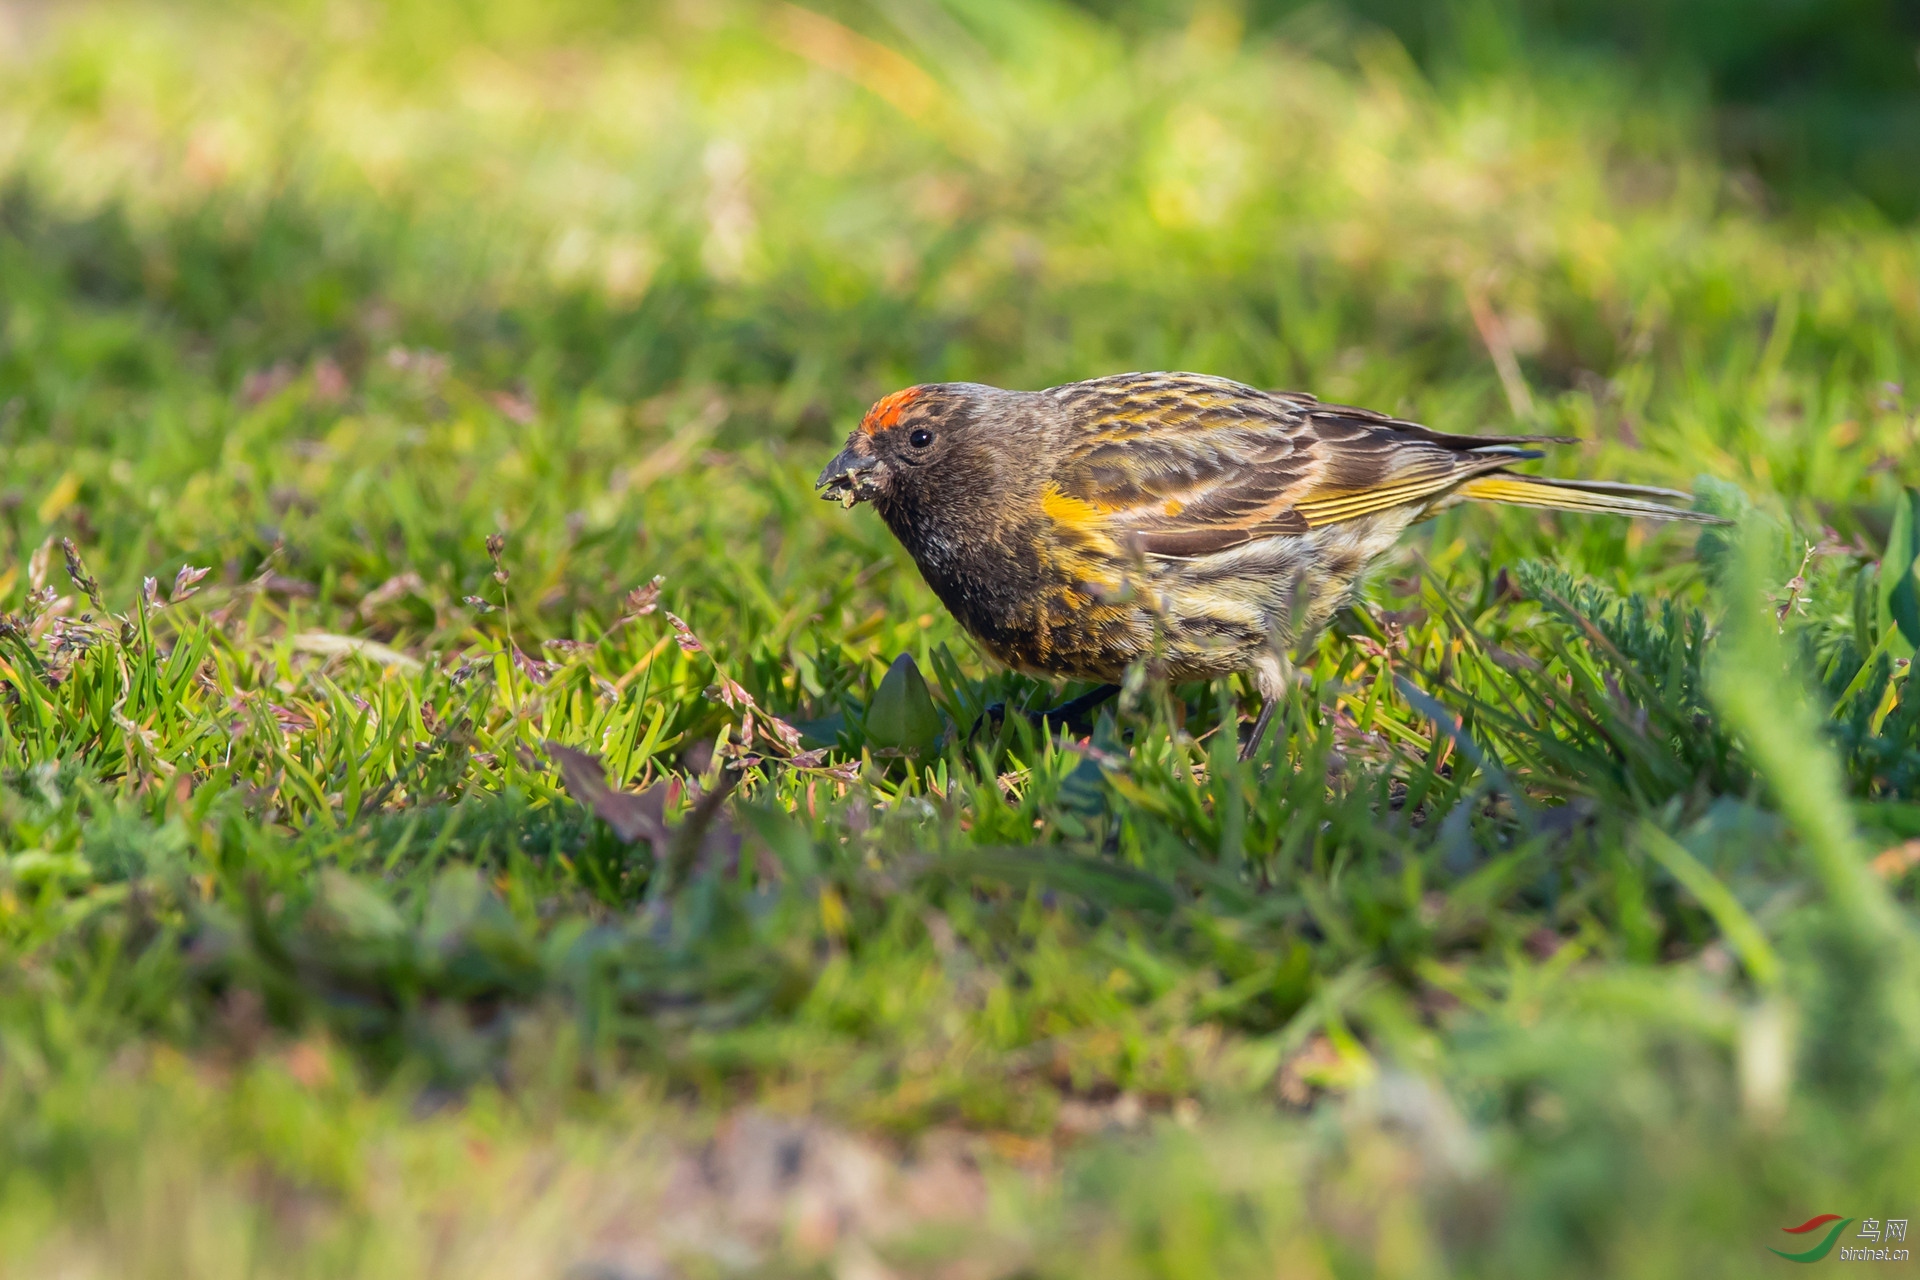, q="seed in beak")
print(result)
[816,446,880,507]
